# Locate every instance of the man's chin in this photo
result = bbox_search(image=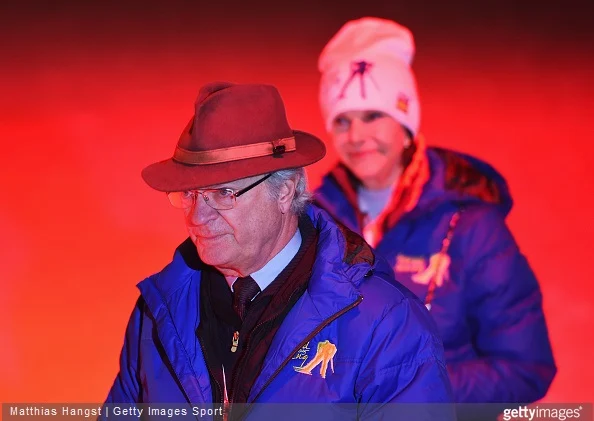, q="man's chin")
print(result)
[194,238,233,266]
[196,251,231,268]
